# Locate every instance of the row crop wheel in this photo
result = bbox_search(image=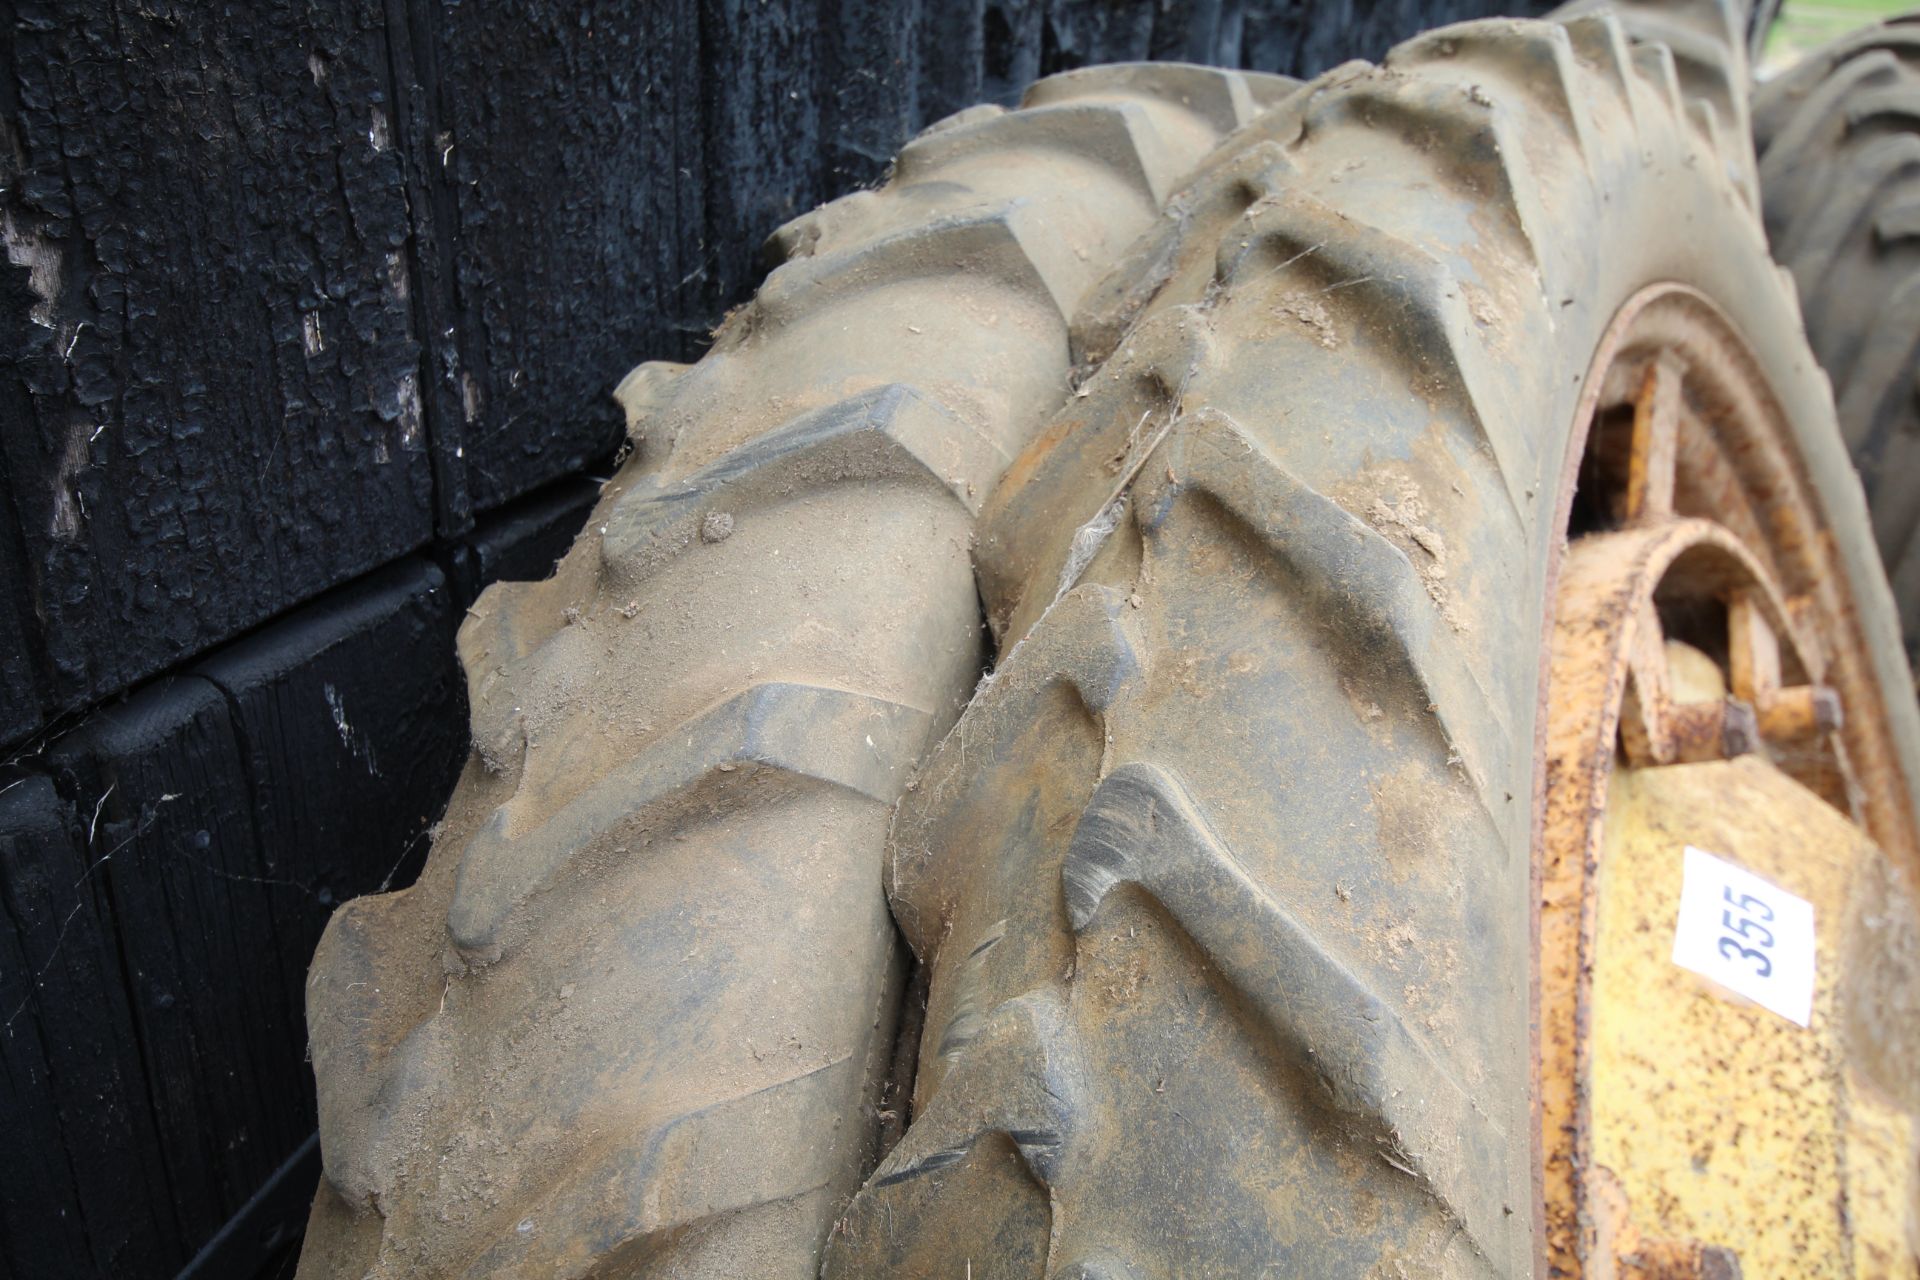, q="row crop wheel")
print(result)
[822,8,1920,1278]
